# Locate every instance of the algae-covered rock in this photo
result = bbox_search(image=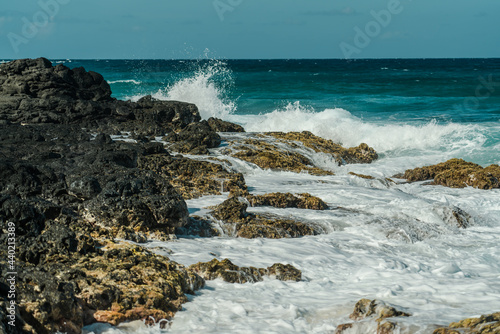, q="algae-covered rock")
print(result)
[209,197,319,238]
[433,312,500,334]
[188,258,301,283]
[247,192,328,210]
[73,243,205,327]
[336,299,411,334]
[227,131,377,176]
[231,139,333,176]
[269,131,378,164]
[401,159,500,189]
[138,154,248,199]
